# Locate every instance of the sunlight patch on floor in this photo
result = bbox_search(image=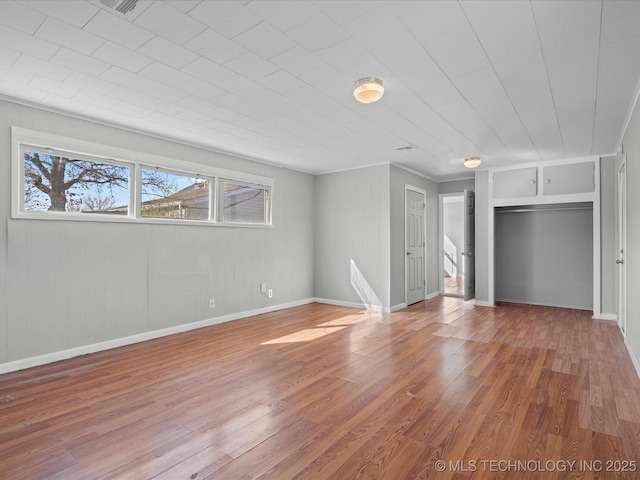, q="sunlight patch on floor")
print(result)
[317,314,368,327]
[260,327,347,345]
